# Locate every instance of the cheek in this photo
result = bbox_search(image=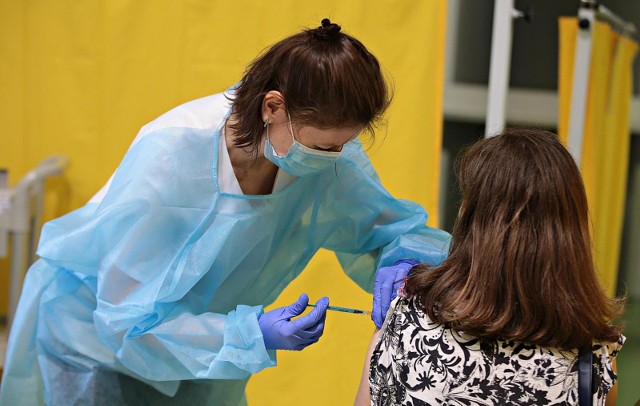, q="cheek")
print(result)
[269,126,294,156]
